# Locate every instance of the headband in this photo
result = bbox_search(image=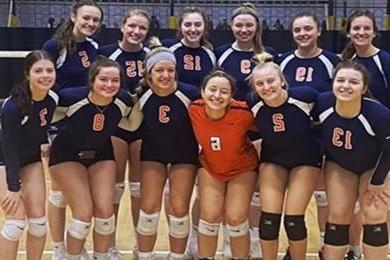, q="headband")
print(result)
[146,51,177,73]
